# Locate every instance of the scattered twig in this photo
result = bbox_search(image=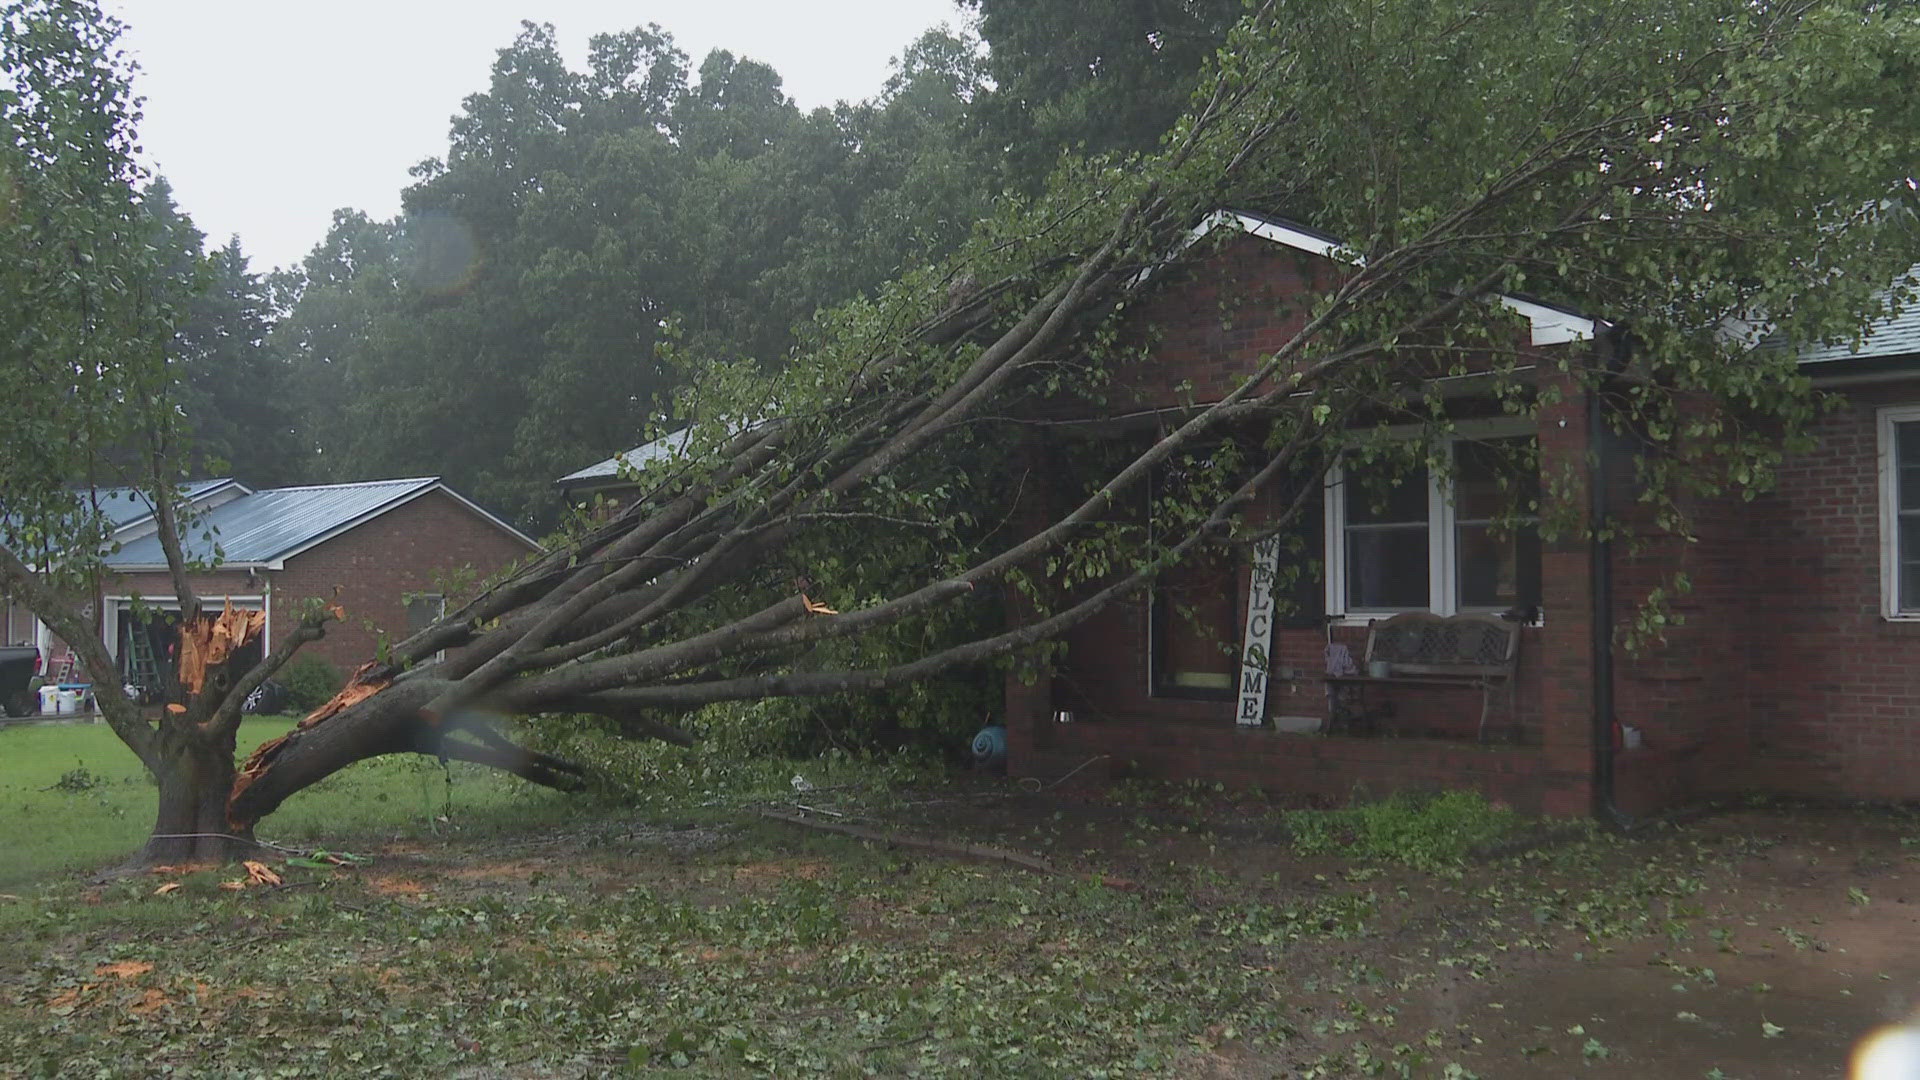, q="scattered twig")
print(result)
[861,1032,936,1052]
[255,879,325,897]
[758,809,1056,875]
